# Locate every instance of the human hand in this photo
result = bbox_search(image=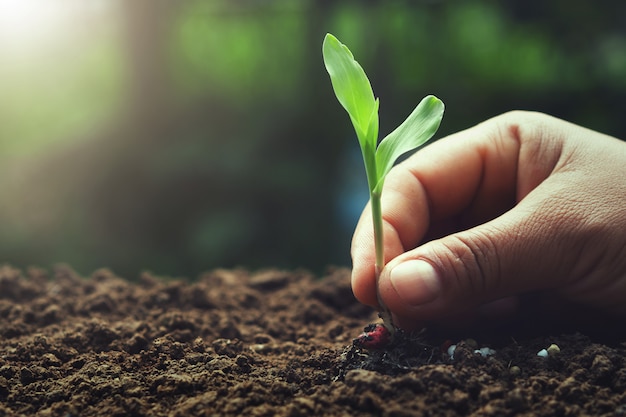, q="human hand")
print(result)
[350,111,626,330]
